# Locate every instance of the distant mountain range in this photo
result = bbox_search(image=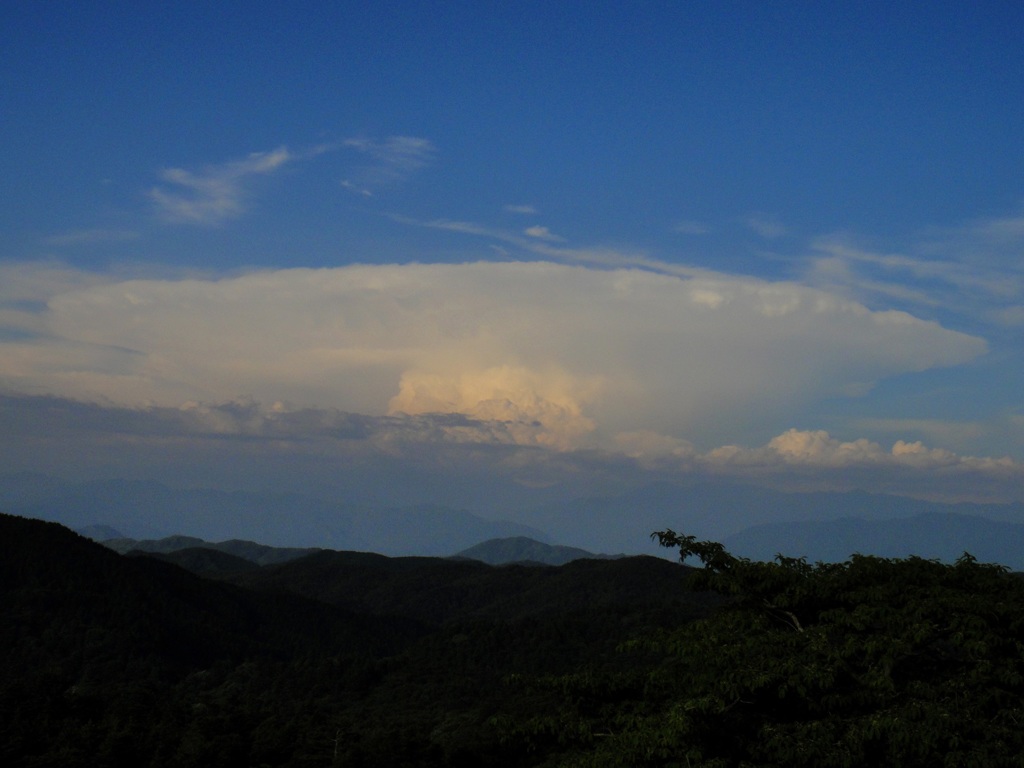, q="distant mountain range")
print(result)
[511,481,1024,556]
[723,512,1024,569]
[95,533,615,570]
[453,536,620,566]
[103,534,322,566]
[0,472,545,554]
[4,471,1024,568]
